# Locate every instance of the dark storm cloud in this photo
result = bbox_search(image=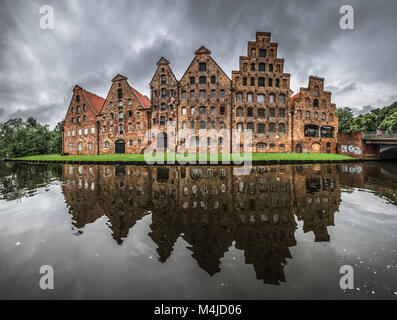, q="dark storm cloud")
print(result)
[0,0,397,127]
